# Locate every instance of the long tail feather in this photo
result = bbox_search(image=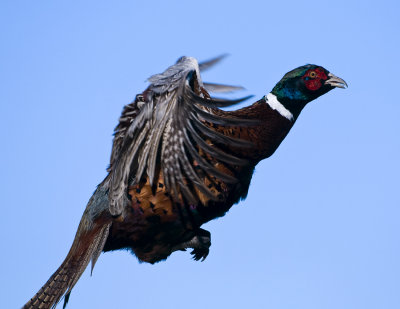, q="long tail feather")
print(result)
[23,186,111,309]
